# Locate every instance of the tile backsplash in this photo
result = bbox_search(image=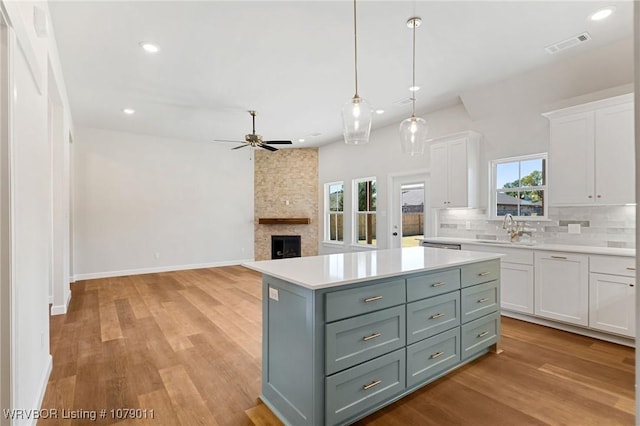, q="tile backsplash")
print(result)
[436,205,635,248]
